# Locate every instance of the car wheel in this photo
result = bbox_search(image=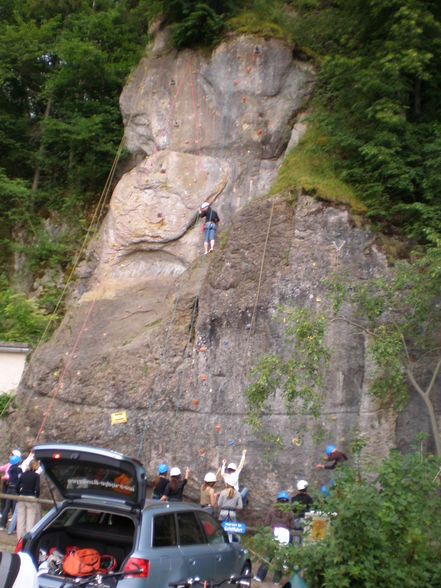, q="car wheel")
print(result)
[238,561,251,586]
